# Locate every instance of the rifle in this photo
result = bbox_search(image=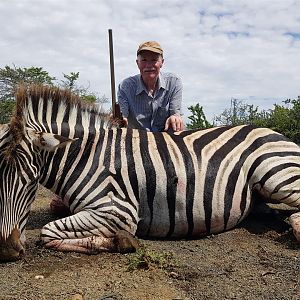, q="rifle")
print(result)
[108,29,125,126]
